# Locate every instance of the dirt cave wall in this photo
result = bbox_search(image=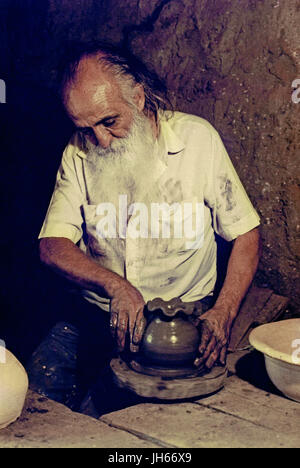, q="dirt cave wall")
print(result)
[2,0,300,313]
